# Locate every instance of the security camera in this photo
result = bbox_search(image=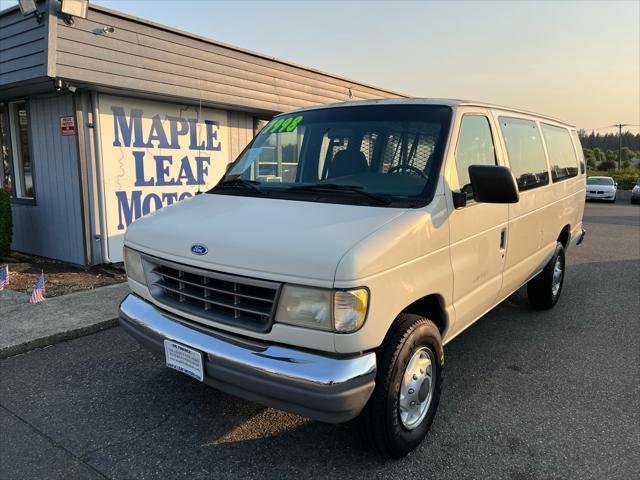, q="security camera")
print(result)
[67,84,77,93]
[102,26,115,34]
